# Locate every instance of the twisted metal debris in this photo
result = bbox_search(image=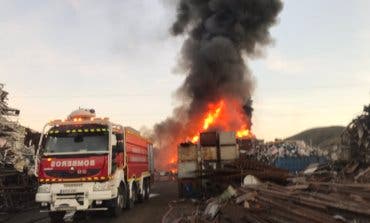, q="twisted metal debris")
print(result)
[0,84,39,211]
[342,104,370,165]
[0,84,36,173]
[164,172,370,223]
